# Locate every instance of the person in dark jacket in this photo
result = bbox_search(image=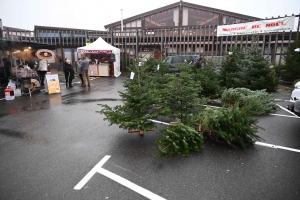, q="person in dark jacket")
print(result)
[2,58,11,84]
[80,56,90,87]
[64,59,75,88]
